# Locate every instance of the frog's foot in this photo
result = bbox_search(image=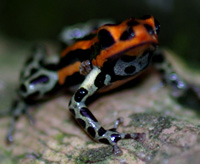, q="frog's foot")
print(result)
[112,132,145,156]
[7,118,17,144]
[6,100,33,144]
[102,117,145,156]
[188,84,200,99]
[174,84,200,111]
